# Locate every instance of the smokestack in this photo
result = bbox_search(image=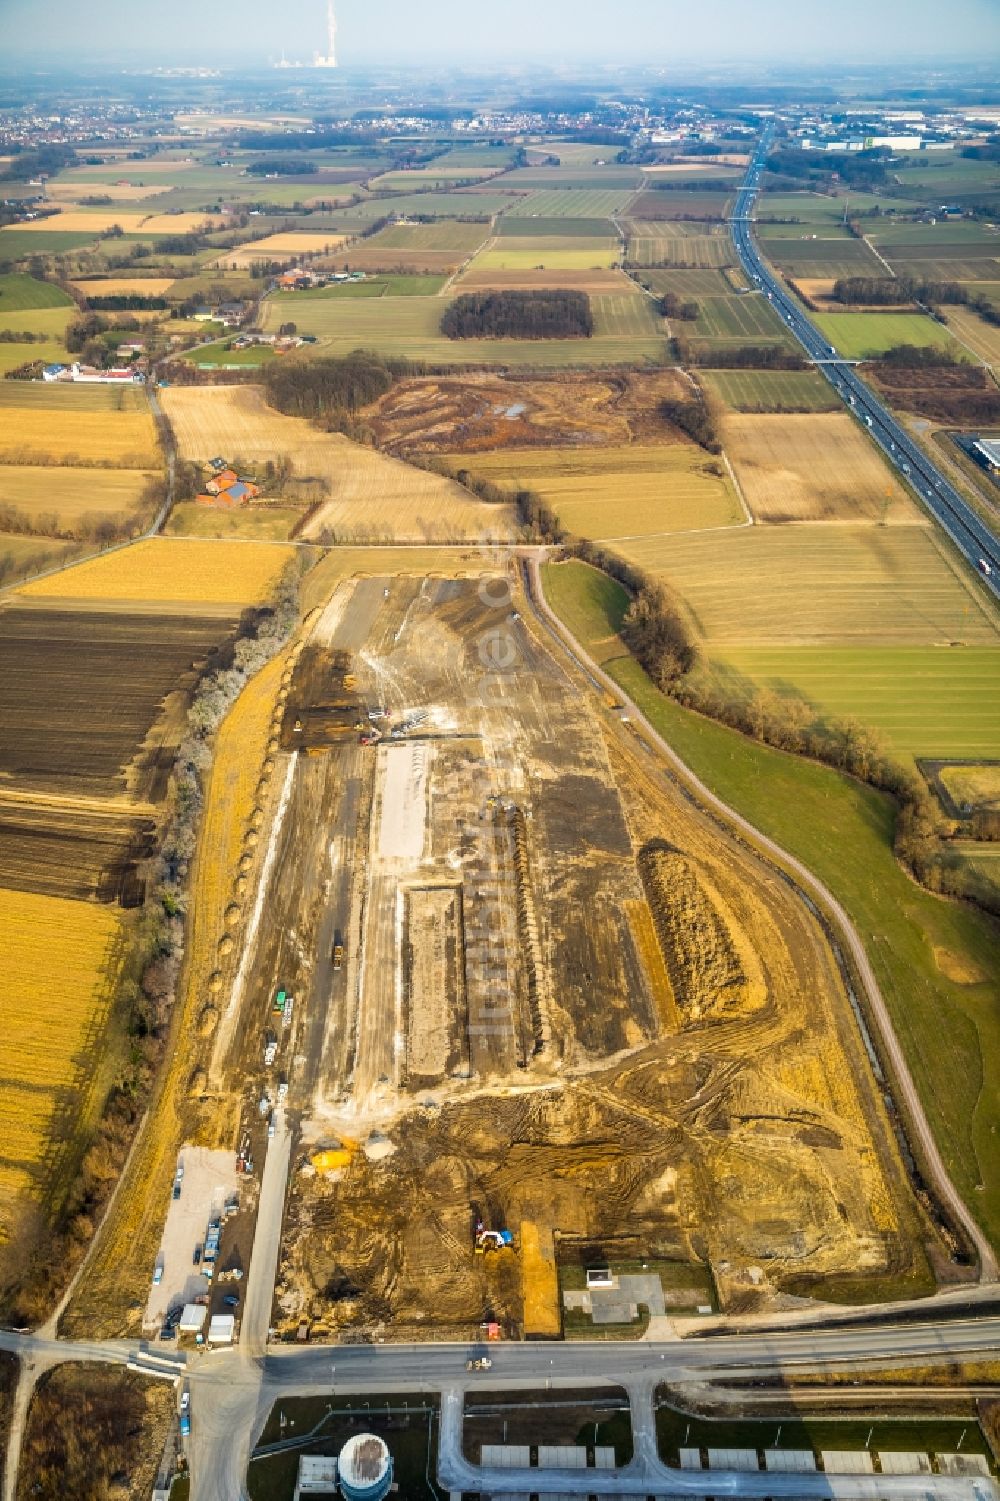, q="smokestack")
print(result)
[315,0,337,66]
